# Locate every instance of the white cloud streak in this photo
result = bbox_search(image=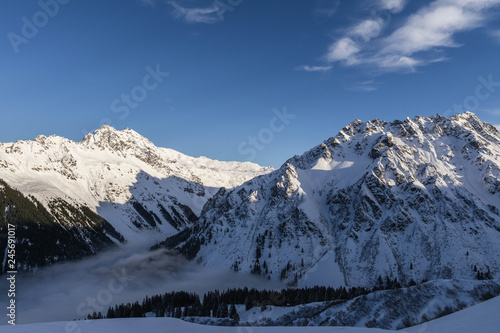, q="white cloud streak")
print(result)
[324,0,500,72]
[382,2,484,54]
[168,1,223,24]
[348,80,381,91]
[295,65,333,72]
[380,0,408,12]
[349,19,385,41]
[326,37,361,64]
